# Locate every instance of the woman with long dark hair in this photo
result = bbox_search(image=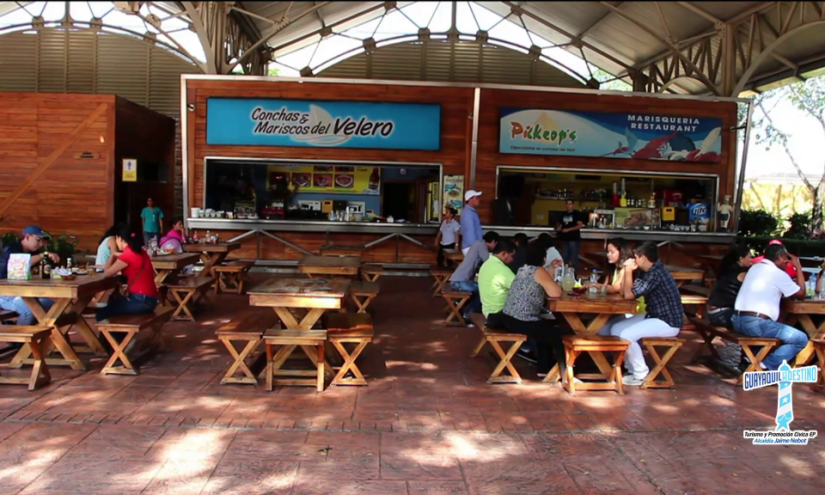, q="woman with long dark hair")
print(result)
[596,238,646,335]
[707,244,752,326]
[96,224,159,322]
[95,223,126,268]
